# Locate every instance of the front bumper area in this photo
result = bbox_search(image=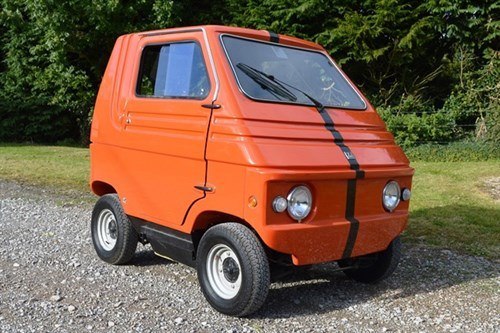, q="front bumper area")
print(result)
[243,166,413,266]
[261,212,408,265]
